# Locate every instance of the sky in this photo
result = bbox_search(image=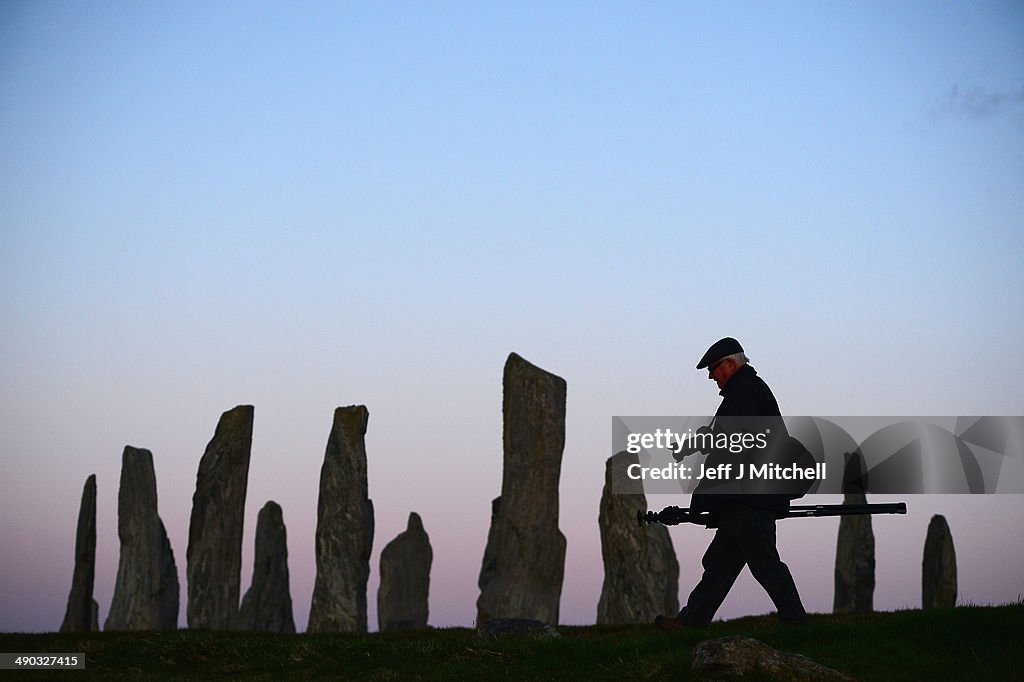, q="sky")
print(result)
[2,1,1023,633]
